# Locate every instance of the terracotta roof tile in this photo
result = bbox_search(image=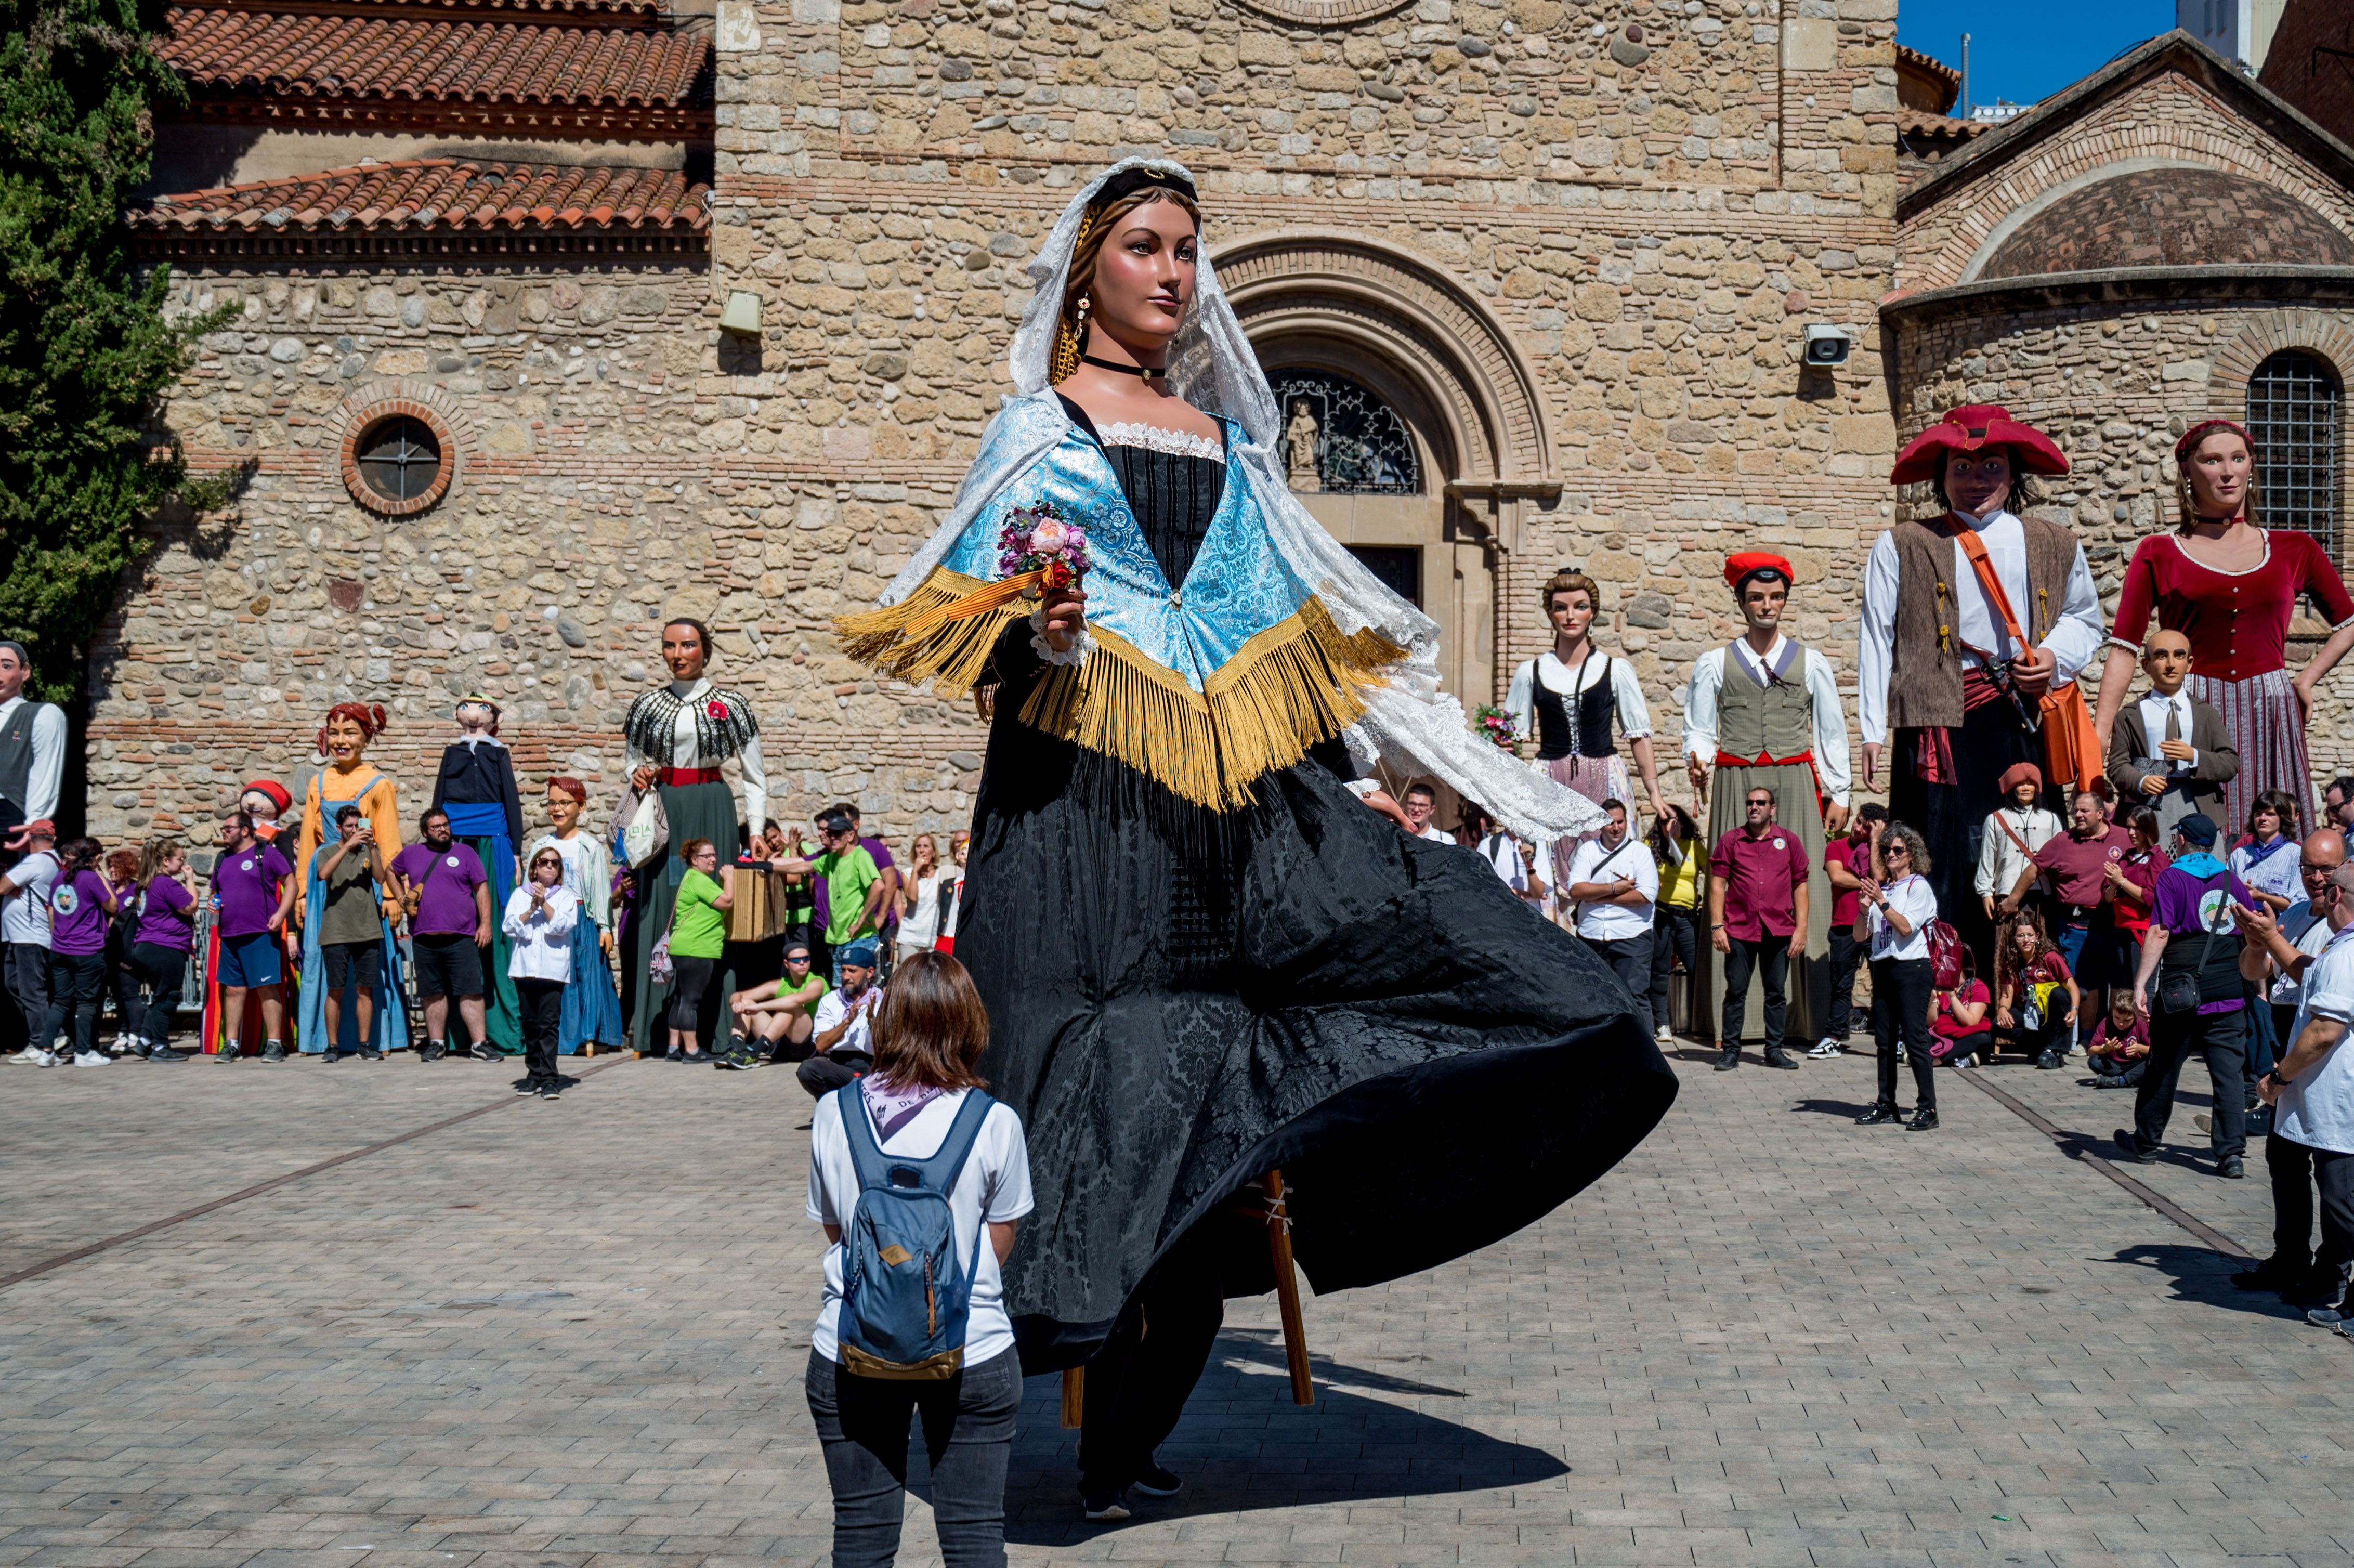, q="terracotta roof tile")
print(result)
[132,158,710,232]
[162,7,710,106]
[205,0,662,16]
